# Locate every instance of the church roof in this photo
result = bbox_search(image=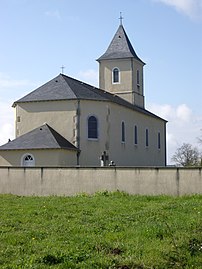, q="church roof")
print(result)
[97,24,145,64]
[0,124,78,151]
[13,74,109,105]
[13,74,166,122]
